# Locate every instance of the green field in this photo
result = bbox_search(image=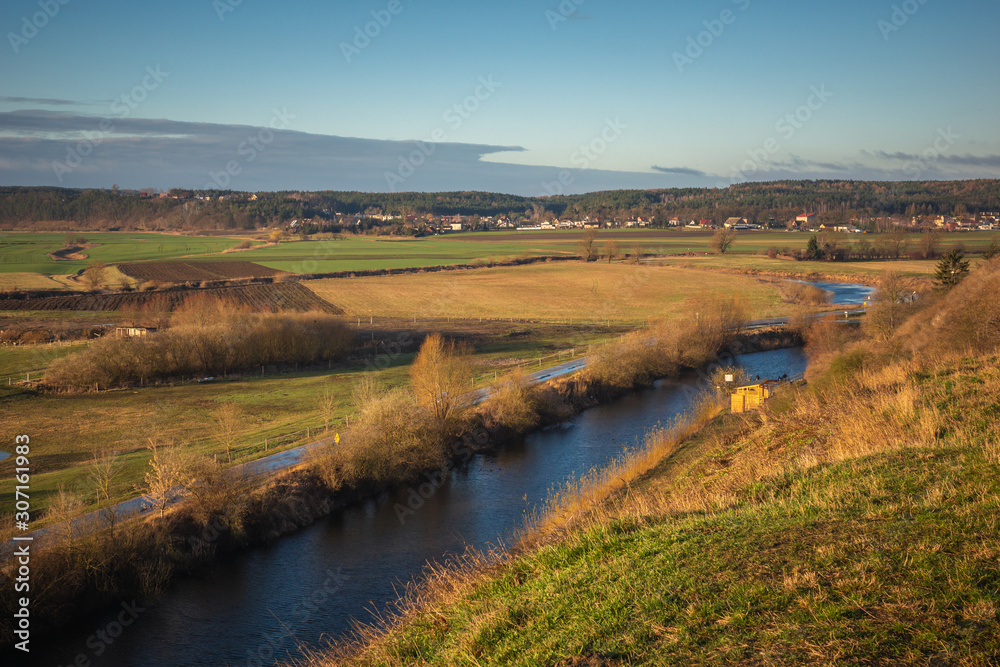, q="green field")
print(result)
[0,232,241,275]
[2,231,996,285]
